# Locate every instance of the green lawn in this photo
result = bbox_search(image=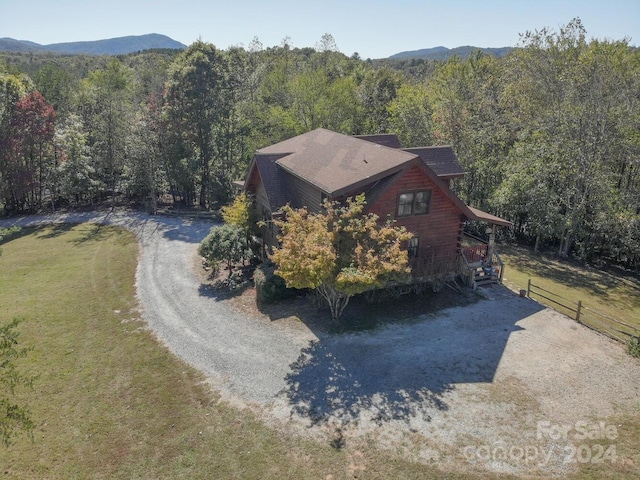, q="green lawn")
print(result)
[0,225,637,479]
[499,244,640,341]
